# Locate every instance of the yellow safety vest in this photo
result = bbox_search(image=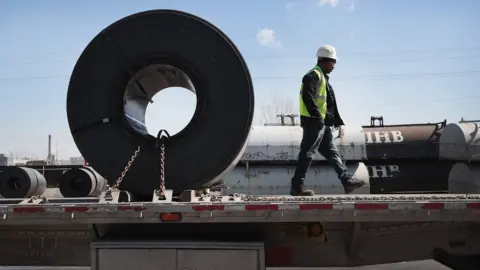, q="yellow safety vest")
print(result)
[299,66,327,119]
